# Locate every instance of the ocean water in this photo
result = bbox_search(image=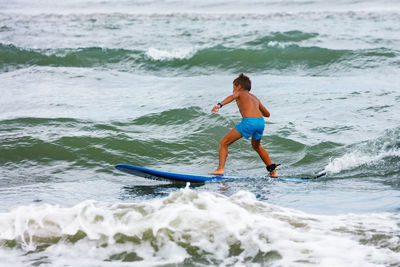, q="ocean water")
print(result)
[1,0,400,266]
